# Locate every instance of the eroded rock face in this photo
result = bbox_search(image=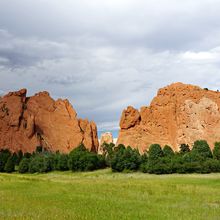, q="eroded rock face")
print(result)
[0,89,99,153]
[100,132,113,146]
[117,83,220,152]
[98,132,114,154]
